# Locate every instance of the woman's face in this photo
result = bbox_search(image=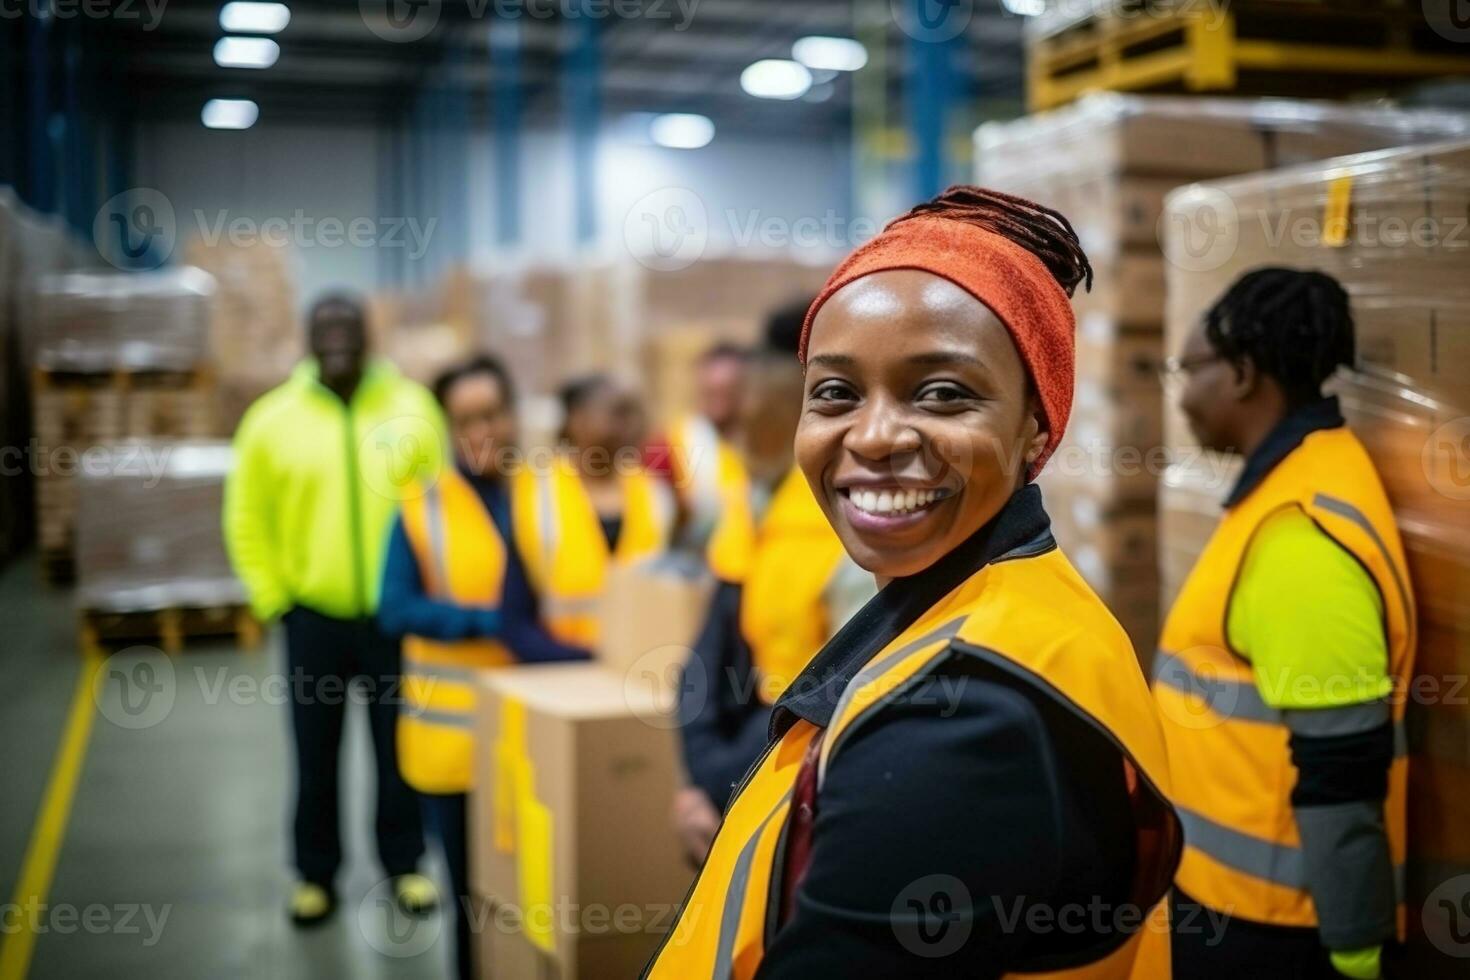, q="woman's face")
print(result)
[796,270,1048,581]
[567,380,647,457]
[444,372,516,479]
